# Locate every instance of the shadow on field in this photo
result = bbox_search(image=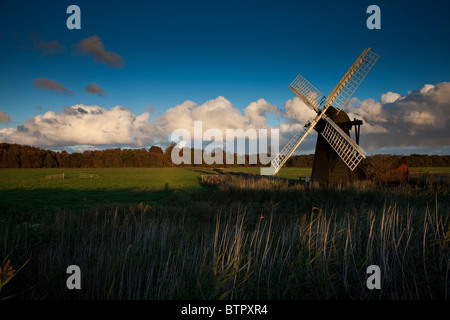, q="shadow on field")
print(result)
[0,186,177,213]
[1,173,447,216]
